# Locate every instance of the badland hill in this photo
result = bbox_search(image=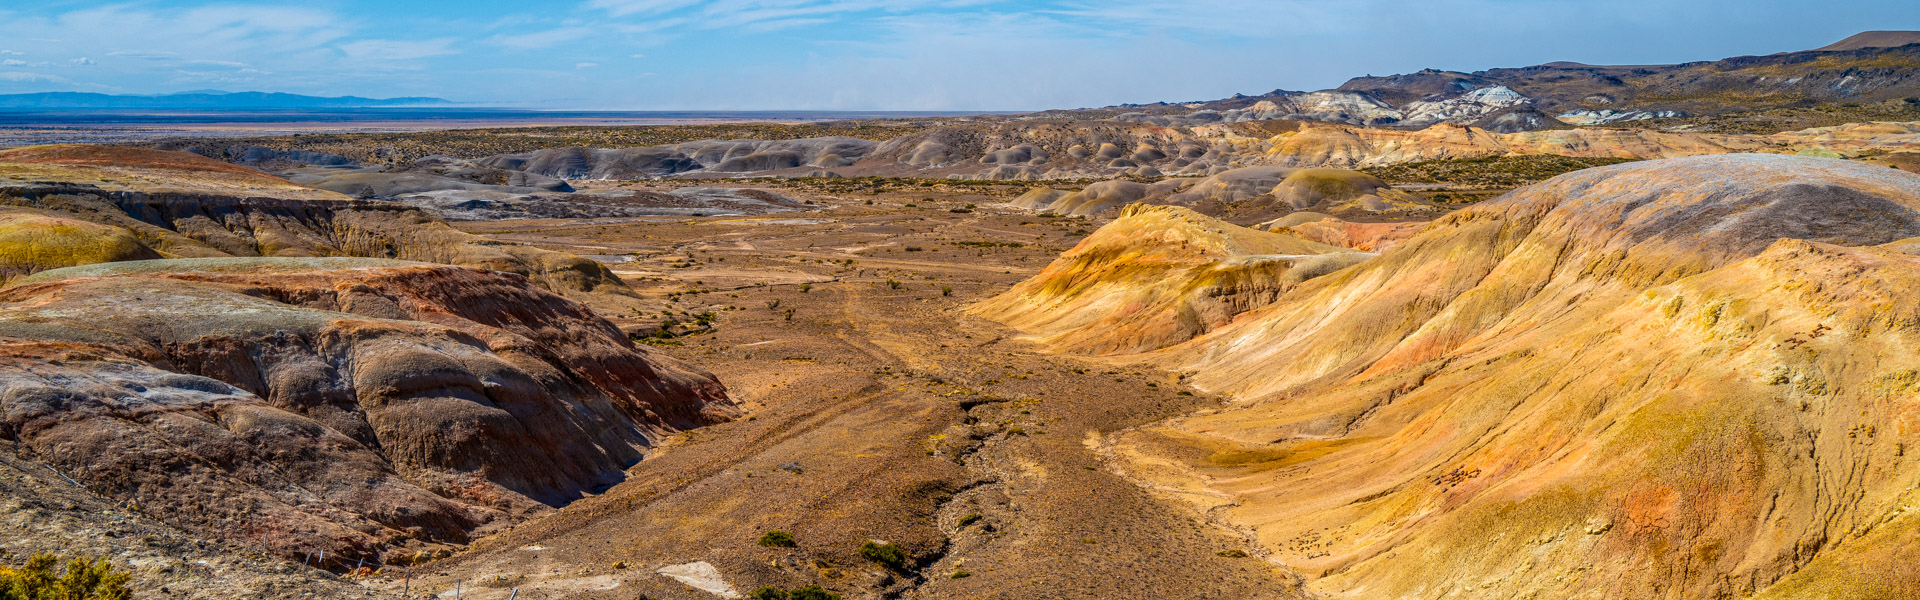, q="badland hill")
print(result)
[982,154,1920,598]
[0,146,735,597]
